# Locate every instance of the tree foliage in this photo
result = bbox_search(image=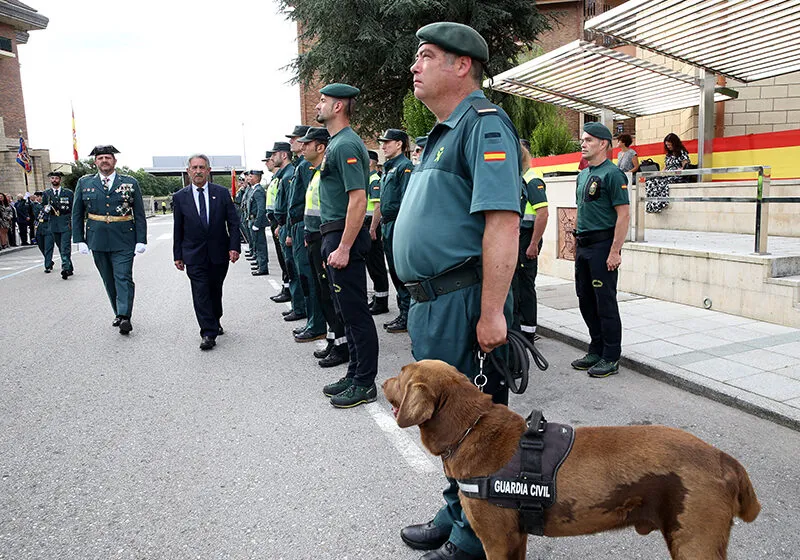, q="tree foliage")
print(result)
[530,114,580,157]
[280,0,550,136]
[401,91,436,139]
[63,159,181,196]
